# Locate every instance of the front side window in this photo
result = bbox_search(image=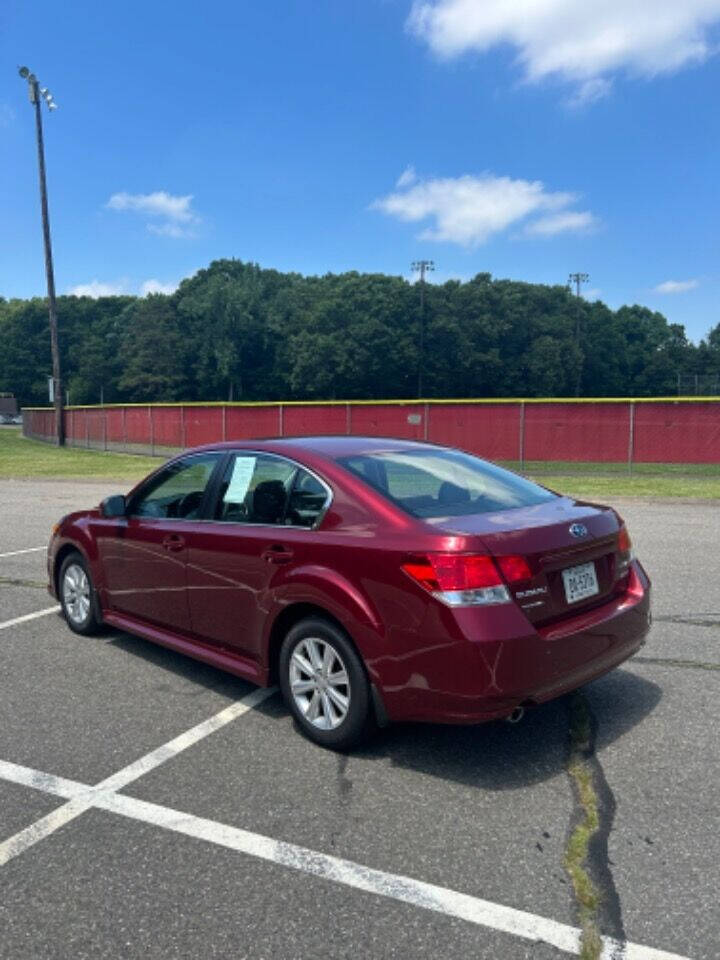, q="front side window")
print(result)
[338,448,556,518]
[130,454,221,519]
[214,454,329,527]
